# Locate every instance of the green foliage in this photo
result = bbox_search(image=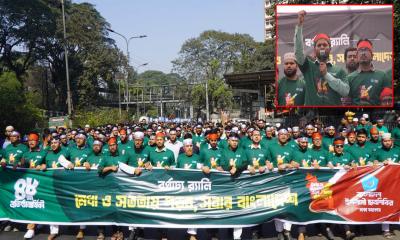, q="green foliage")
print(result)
[73,108,128,127]
[191,78,233,114]
[172,30,272,83]
[0,0,129,113]
[0,71,45,134]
